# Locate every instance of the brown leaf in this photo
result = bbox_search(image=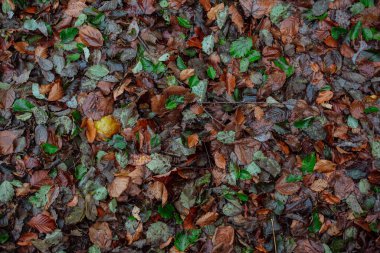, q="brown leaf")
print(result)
[0,88,15,109]
[108,176,130,198]
[30,170,54,188]
[79,25,104,48]
[275,175,300,195]
[324,36,338,48]
[81,91,114,120]
[27,213,56,233]
[321,191,341,204]
[0,129,23,155]
[89,222,112,249]
[316,90,333,104]
[229,5,244,33]
[226,72,236,96]
[212,226,234,253]
[85,118,96,143]
[129,154,151,166]
[147,181,168,206]
[350,100,364,119]
[17,232,38,246]
[65,0,86,17]
[200,0,211,11]
[47,79,64,102]
[294,239,323,253]
[214,151,226,169]
[187,134,199,148]
[196,212,219,227]
[267,71,286,92]
[180,68,195,81]
[207,3,224,21]
[314,160,336,173]
[310,179,328,192]
[239,0,277,18]
[280,16,299,44]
